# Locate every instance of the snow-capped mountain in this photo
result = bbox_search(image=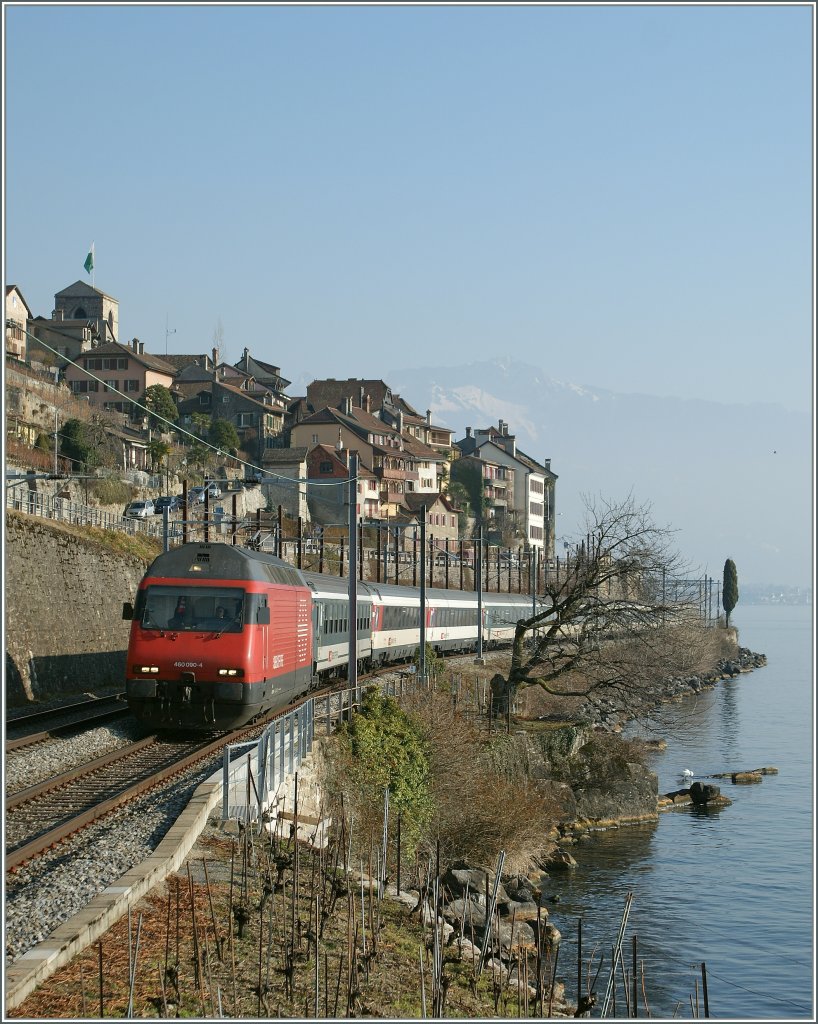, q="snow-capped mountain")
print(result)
[388,359,812,590]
